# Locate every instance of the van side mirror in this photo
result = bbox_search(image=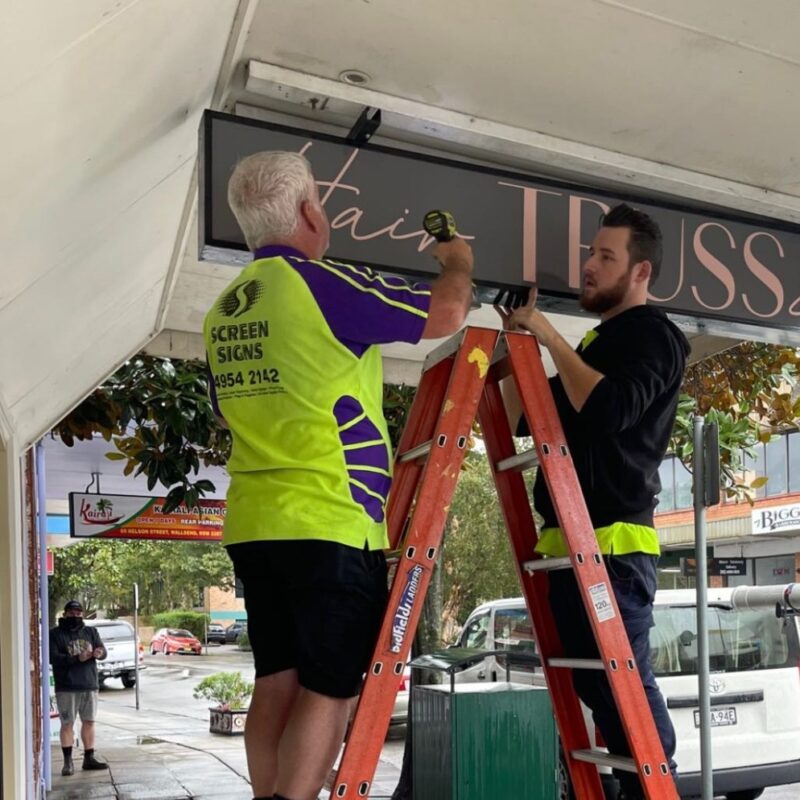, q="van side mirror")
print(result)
[679,630,694,647]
